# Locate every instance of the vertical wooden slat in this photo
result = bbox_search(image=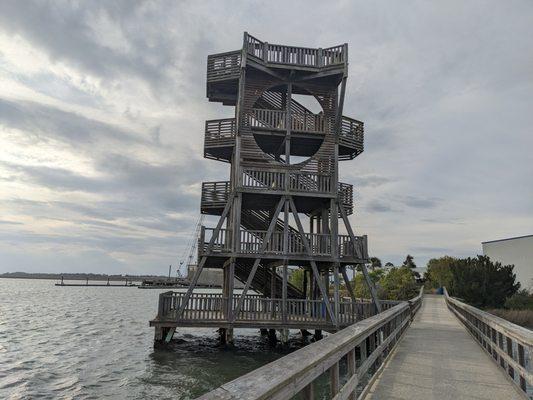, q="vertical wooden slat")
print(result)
[329,361,340,396]
[347,348,357,400]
